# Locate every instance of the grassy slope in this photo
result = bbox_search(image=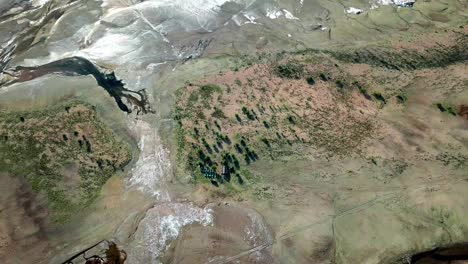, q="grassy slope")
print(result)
[0,101,131,223]
[172,25,468,263]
